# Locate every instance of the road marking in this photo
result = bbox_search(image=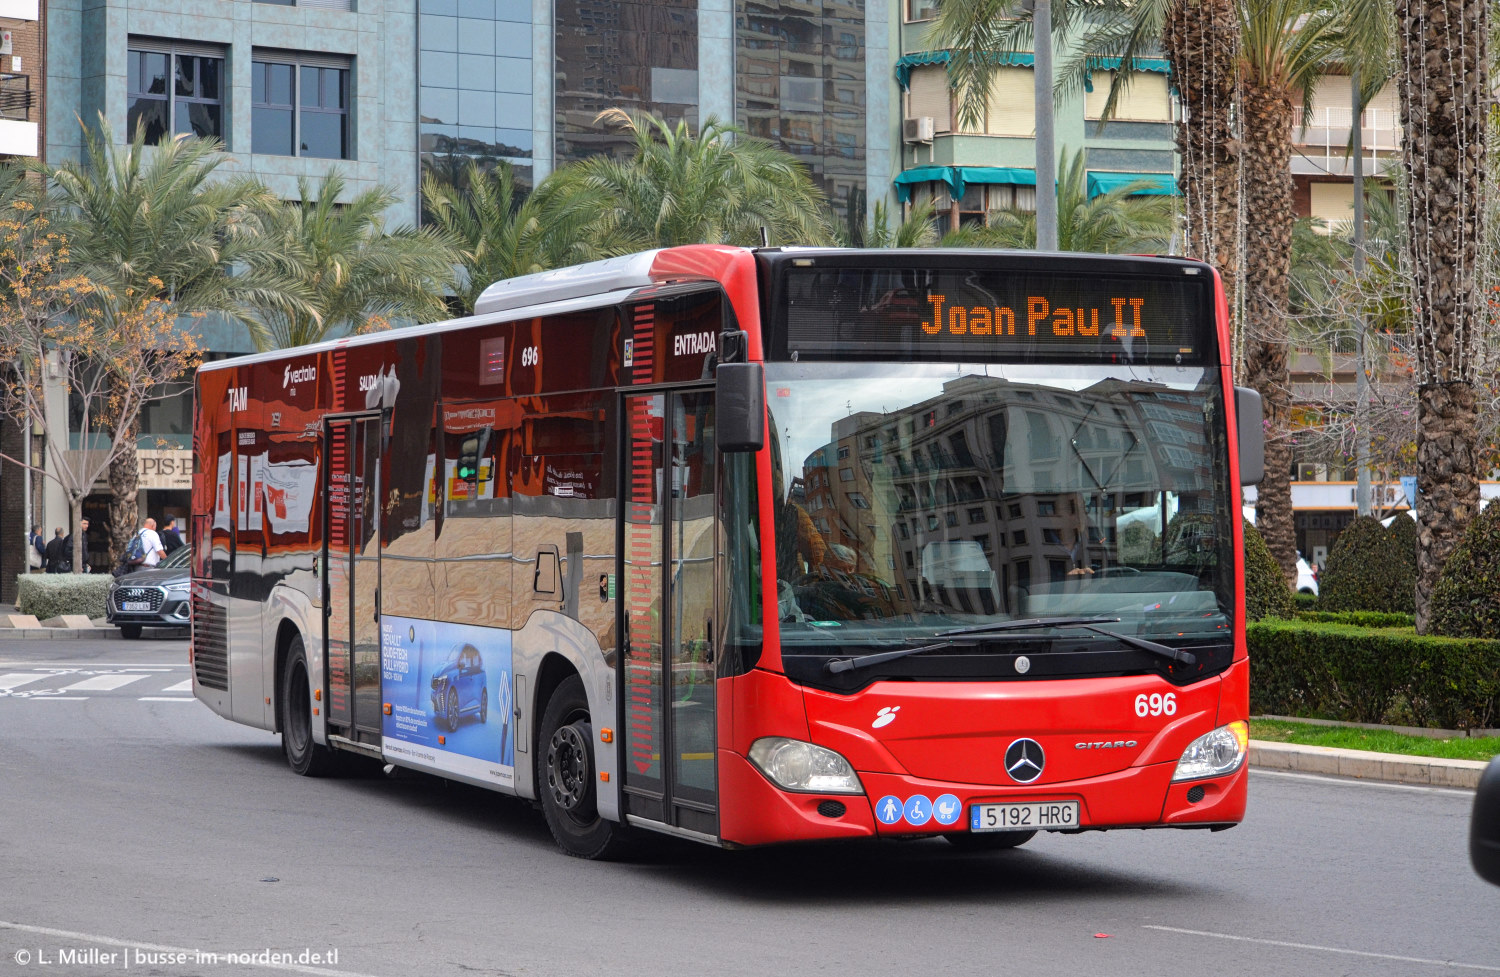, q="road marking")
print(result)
[1144,926,1500,972]
[1252,768,1475,797]
[60,674,149,692]
[28,696,88,700]
[0,921,391,977]
[139,696,197,702]
[0,661,186,668]
[162,679,194,692]
[0,673,48,691]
